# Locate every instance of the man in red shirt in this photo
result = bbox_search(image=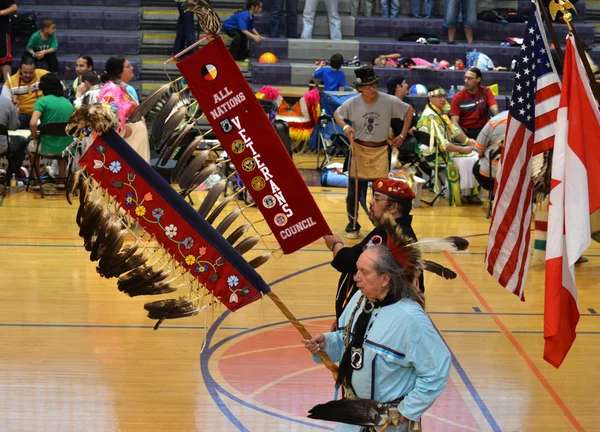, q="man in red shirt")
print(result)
[450,67,499,139]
